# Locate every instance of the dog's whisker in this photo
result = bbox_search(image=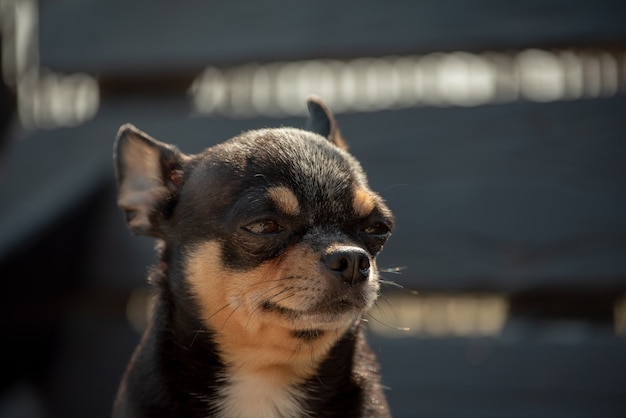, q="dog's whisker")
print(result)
[268,290,298,306]
[251,286,295,310]
[315,374,329,390]
[309,341,316,364]
[246,275,295,287]
[220,305,241,330]
[379,276,419,296]
[379,266,406,274]
[367,309,411,332]
[243,287,296,330]
[189,327,207,348]
[370,294,406,331]
[241,285,292,326]
[206,302,233,322]
[375,293,399,318]
[286,342,303,364]
[248,284,288,305]
[379,279,404,288]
